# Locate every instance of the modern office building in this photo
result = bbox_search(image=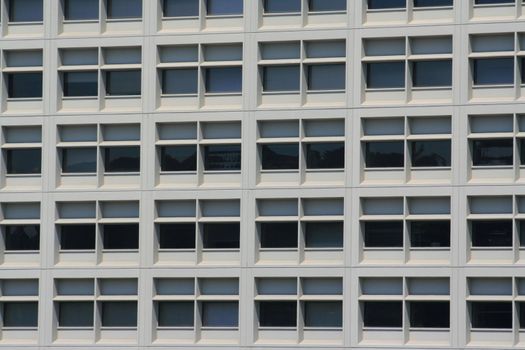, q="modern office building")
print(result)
[0,0,525,349]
